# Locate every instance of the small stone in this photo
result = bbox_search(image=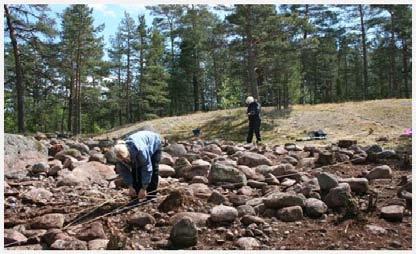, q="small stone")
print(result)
[210,205,238,224]
[366,165,392,180]
[235,237,260,250]
[170,218,198,248]
[241,215,265,226]
[128,212,156,228]
[276,206,303,222]
[208,191,227,205]
[31,213,65,229]
[317,172,339,191]
[88,239,109,250]
[75,222,106,241]
[304,198,328,218]
[365,225,387,235]
[380,205,404,222]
